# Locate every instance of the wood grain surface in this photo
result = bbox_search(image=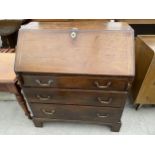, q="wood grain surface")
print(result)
[132,35,155,104]
[0,53,16,83]
[15,21,135,77]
